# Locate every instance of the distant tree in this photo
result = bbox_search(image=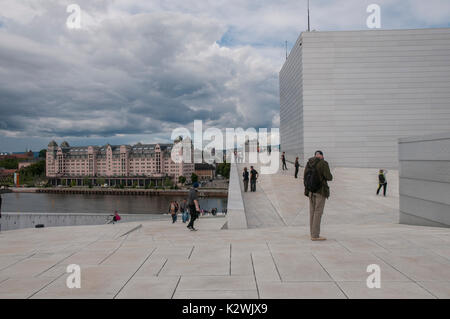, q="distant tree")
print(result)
[222,163,230,179]
[178,176,186,184]
[164,177,173,188]
[97,178,105,186]
[0,158,19,169]
[18,160,45,184]
[39,149,47,159]
[215,163,230,179]
[71,180,76,187]
[191,173,198,183]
